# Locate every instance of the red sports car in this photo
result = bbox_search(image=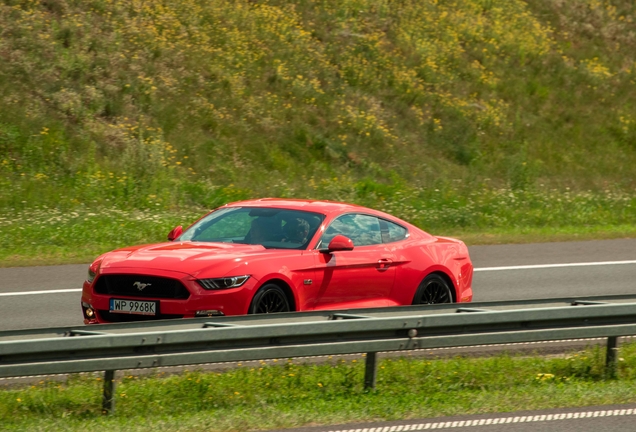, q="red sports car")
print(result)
[81,199,473,324]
